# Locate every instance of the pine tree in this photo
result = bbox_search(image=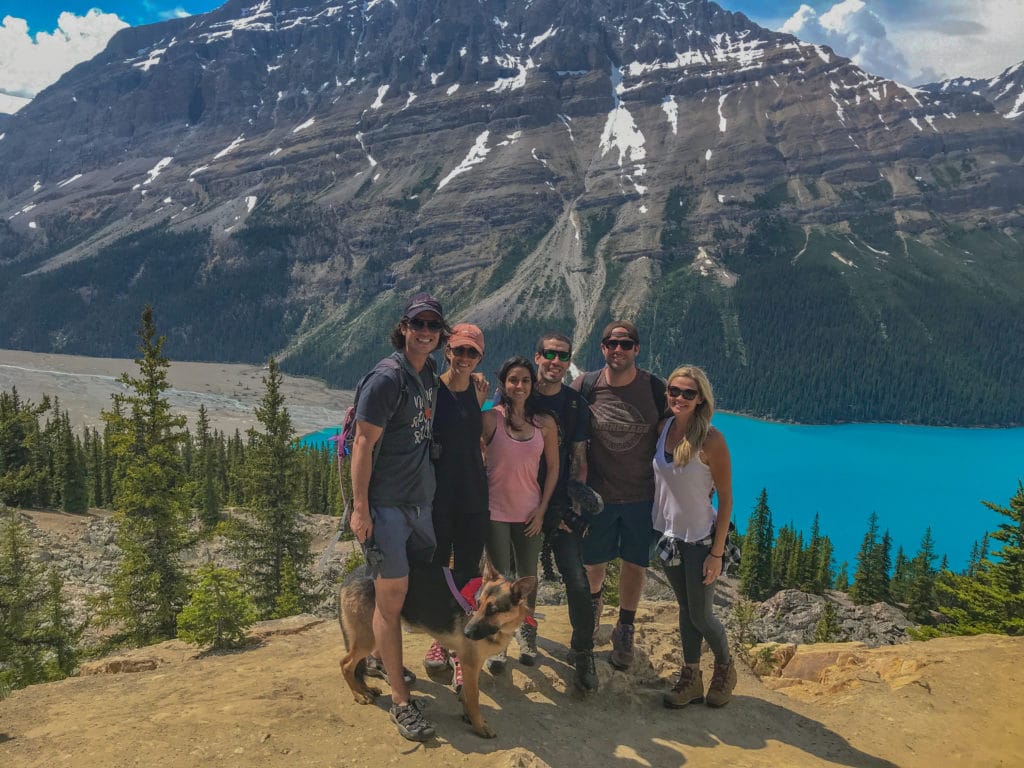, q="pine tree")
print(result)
[851,512,891,604]
[0,509,79,691]
[0,389,51,508]
[272,553,303,619]
[177,564,257,650]
[802,513,823,593]
[784,531,804,590]
[771,523,793,592]
[231,359,312,618]
[739,489,774,600]
[58,412,88,513]
[193,405,220,529]
[0,508,47,690]
[906,527,938,621]
[815,536,835,594]
[891,546,911,603]
[39,569,82,678]
[834,561,850,591]
[813,601,841,643]
[100,307,190,643]
[938,483,1024,635]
